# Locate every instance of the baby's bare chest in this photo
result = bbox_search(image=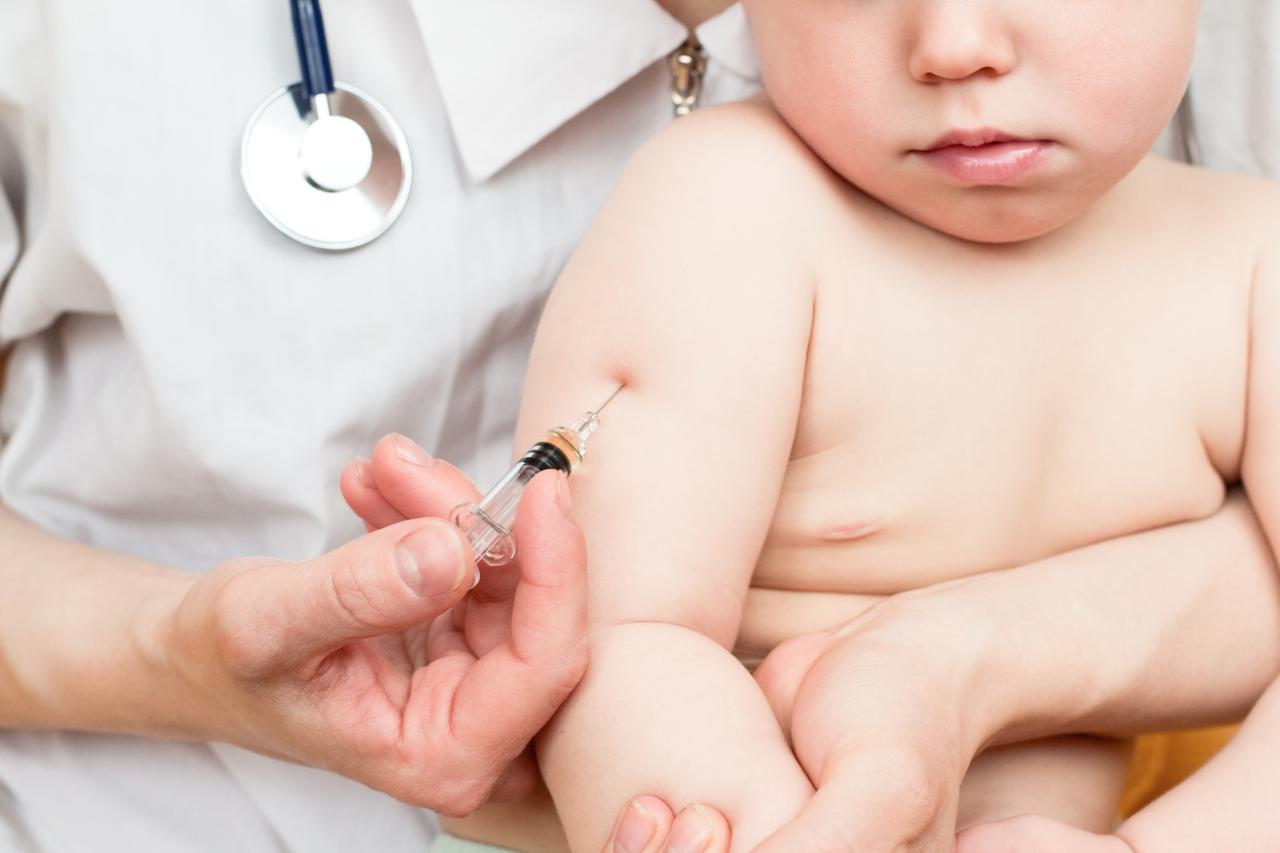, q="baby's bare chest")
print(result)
[754,239,1250,596]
